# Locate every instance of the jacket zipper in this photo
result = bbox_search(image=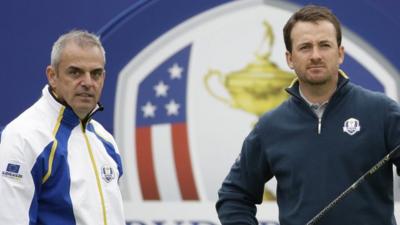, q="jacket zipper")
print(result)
[81,122,108,225]
[318,117,322,135]
[286,73,350,136]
